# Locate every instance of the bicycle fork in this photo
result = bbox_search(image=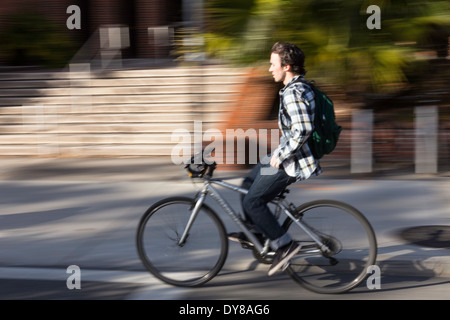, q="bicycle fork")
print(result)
[177,187,207,247]
[178,181,268,255]
[177,182,333,261]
